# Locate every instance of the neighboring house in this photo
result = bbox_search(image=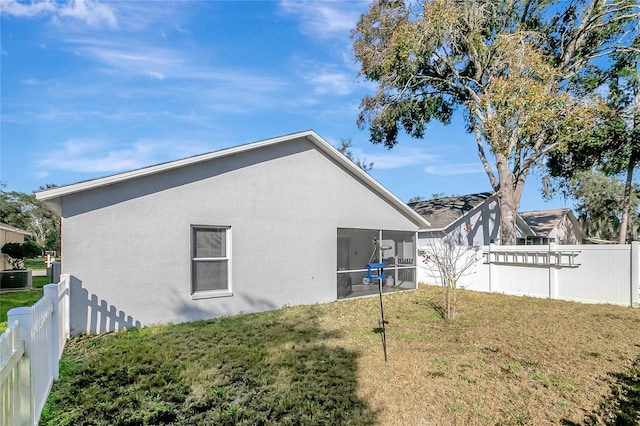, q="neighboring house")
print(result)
[409,192,535,285]
[0,223,32,270]
[518,208,585,245]
[409,192,501,246]
[36,131,429,335]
